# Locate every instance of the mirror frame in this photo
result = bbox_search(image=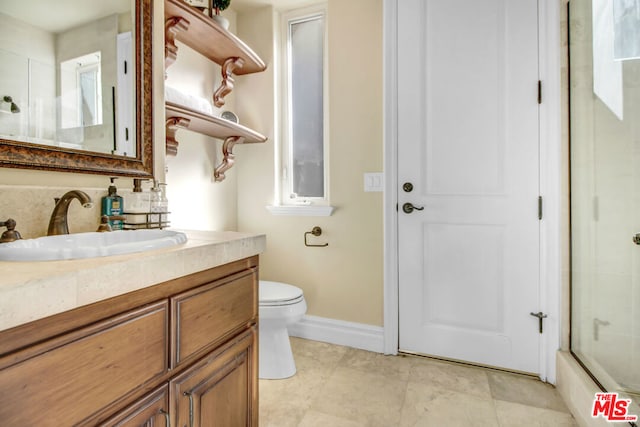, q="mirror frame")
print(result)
[0,0,153,178]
